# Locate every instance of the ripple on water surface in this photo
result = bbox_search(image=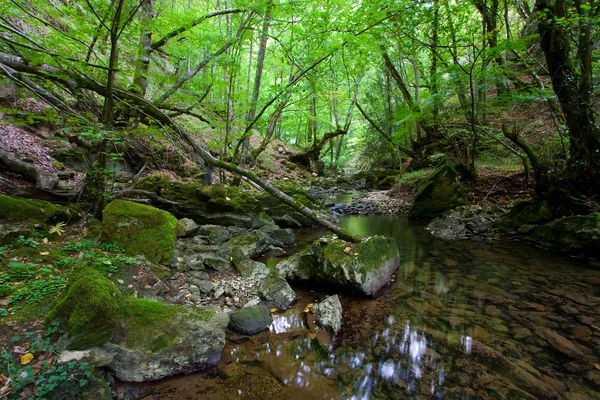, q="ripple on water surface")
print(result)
[141,215,600,399]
